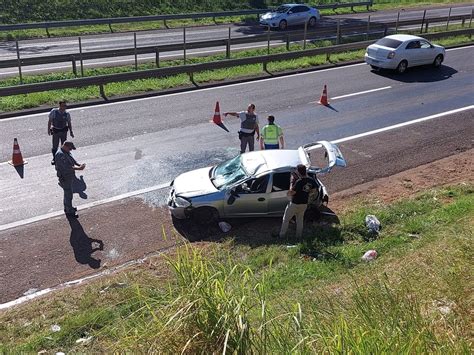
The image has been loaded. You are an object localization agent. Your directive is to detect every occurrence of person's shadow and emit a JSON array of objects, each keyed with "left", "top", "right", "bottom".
[
  {"left": 67, "top": 217, "right": 104, "bottom": 269},
  {"left": 72, "top": 175, "right": 88, "bottom": 199}
]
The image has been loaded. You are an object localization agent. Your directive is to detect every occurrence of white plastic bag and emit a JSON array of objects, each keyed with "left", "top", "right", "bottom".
[
  {"left": 218, "top": 221, "right": 231, "bottom": 233},
  {"left": 365, "top": 215, "right": 381, "bottom": 234},
  {"left": 361, "top": 249, "right": 378, "bottom": 262}
]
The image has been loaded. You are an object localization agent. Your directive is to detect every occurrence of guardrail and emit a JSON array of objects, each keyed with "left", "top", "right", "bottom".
[
  {"left": 0, "top": 28, "right": 471, "bottom": 98},
  {"left": 0, "top": 1, "right": 373, "bottom": 36},
  {"left": 1, "top": 13, "right": 471, "bottom": 75}
]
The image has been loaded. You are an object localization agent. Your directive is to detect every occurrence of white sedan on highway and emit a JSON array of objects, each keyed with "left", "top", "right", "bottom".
[{"left": 365, "top": 34, "right": 446, "bottom": 74}]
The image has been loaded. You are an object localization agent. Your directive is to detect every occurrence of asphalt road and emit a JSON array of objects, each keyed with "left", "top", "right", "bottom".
[
  {"left": 0, "top": 45, "right": 473, "bottom": 227},
  {"left": 0, "top": 3, "right": 472, "bottom": 77}
]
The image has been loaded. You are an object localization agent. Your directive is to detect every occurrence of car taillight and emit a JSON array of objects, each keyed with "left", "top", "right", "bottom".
[{"left": 387, "top": 51, "right": 395, "bottom": 59}]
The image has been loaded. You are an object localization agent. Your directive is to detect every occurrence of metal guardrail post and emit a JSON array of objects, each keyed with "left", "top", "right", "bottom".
[
  {"left": 108, "top": 21, "right": 113, "bottom": 33},
  {"left": 267, "top": 25, "right": 270, "bottom": 54},
  {"left": 226, "top": 26, "right": 231, "bottom": 59},
  {"left": 183, "top": 27, "right": 187, "bottom": 65},
  {"left": 336, "top": 19, "right": 341, "bottom": 44},
  {"left": 99, "top": 84, "right": 107, "bottom": 100},
  {"left": 420, "top": 10, "right": 426, "bottom": 34},
  {"left": 45, "top": 25, "right": 50, "bottom": 38},
  {"left": 303, "top": 19, "right": 308, "bottom": 50},
  {"left": 366, "top": 15, "right": 370, "bottom": 40},
  {"left": 470, "top": 9, "right": 473, "bottom": 28},
  {"left": 15, "top": 41, "right": 23, "bottom": 84},
  {"left": 446, "top": 7, "right": 452, "bottom": 31},
  {"left": 78, "top": 37, "right": 84, "bottom": 77},
  {"left": 72, "top": 57, "right": 77, "bottom": 76},
  {"left": 425, "top": 21, "right": 429, "bottom": 33},
  {"left": 164, "top": 19, "right": 169, "bottom": 29},
  {"left": 286, "top": 34, "right": 290, "bottom": 51},
  {"left": 134, "top": 33, "right": 138, "bottom": 70},
  {"left": 155, "top": 48, "right": 160, "bottom": 68},
  {"left": 395, "top": 12, "right": 400, "bottom": 33}
]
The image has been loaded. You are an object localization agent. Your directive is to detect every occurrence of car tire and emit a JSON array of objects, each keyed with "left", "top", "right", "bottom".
[
  {"left": 433, "top": 54, "right": 443, "bottom": 68},
  {"left": 191, "top": 207, "right": 218, "bottom": 225},
  {"left": 278, "top": 20, "right": 287, "bottom": 31},
  {"left": 308, "top": 17, "right": 317, "bottom": 27},
  {"left": 396, "top": 60, "right": 408, "bottom": 74}
]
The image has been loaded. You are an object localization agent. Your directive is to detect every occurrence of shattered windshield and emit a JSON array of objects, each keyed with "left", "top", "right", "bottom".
[{"left": 211, "top": 155, "right": 248, "bottom": 190}]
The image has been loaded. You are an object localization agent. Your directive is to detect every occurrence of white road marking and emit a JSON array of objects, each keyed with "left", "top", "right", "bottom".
[
  {"left": 1, "top": 45, "right": 471, "bottom": 122},
  {"left": 309, "top": 86, "right": 392, "bottom": 103},
  {"left": 1, "top": 105, "right": 472, "bottom": 231}
]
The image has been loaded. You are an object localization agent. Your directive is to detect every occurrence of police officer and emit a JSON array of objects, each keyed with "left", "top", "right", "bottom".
[
  {"left": 55, "top": 141, "right": 85, "bottom": 218},
  {"left": 224, "top": 103, "right": 260, "bottom": 154},
  {"left": 48, "top": 101, "right": 74, "bottom": 165},
  {"left": 260, "top": 115, "right": 284, "bottom": 150}
]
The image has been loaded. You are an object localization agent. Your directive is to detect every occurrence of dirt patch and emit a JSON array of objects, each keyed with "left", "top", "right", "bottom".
[{"left": 330, "top": 148, "right": 473, "bottom": 212}]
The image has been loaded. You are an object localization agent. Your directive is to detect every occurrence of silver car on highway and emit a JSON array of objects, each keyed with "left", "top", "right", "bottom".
[
  {"left": 259, "top": 4, "right": 321, "bottom": 30},
  {"left": 168, "top": 141, "right": 346, "bottom": 223},
  {"left": 365, "top": 34, "right": 446, "bottom": 74}
]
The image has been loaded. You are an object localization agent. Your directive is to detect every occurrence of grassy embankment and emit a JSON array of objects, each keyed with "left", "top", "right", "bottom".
[
  {"left": 0, "top": 184, "right": 472, "bottom": 352},
  {"left": 0, "top": 29, "right": 472, "bottom": 113},
  {"left": 0, "top": 0, "right": 470, "bottom": 40}
]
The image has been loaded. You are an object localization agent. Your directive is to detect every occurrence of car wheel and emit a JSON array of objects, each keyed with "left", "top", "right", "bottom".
[
  {"left": 191, "top": 207, "right": 218, "bottom": 225},
  {"left": 396, "top": 60, "right": 408, "bottom": 74},
  {"left": 278, "top": 20, "right": 287, "bottom": 31},
  {"left": 433, "top": 54, "right": 443, "bottom": 68},
  {"left": 308, "top": 17, "right": 317, "bottom": 27},
  {"left": 370, "top": 65, "right": 379, "bottom": 70}
]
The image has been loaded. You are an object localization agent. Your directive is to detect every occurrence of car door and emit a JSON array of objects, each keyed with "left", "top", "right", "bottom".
[
  {"left": 223, "top": 174, "right": 269, "bottom": 217},
  {"left": 404, "top": 40, "right": 421, "bottom": 66},
  {"left": 286, "top": 6, "right": 299, "bottom": 26},
  {"left": 419, "top": 40, "right": 435, "bottom": 65},
  {"left": 267, "top": 171, "right": 292, "bottom": 215},
  {"left": 298, "top": 141, "right": 347, "bottom": 173},
  {"left": 292, "top": 5, "right": 308, "bottom": 25}
]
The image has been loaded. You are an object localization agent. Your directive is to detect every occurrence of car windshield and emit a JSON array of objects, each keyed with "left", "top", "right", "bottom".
[
  {"left": 211, "top": 155, "right": 248, "bottom": 190},
  {"left": 275, "top": 5, "right": 290, "bottom": 13},
  {"left": 375, "top": 38, "right": 402, "bottom": 49}
]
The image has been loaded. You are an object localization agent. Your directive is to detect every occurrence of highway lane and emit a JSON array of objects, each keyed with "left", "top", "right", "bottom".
[
  {"left": 0, "top": 46, "right": 472, "bottom": 226},
  {"left": 0, "top": 111, "right": 472, "bottom": 304},
  {"left": 0, "top": 4, "right": 471, "bottom": 61}
]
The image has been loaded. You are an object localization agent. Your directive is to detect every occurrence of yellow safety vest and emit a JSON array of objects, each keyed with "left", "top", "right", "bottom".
[{"left": 262, "top": 124, "right": 282, "bottom": 144}]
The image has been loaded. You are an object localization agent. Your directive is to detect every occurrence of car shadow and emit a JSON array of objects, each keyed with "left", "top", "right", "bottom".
[
  {"left": 372, "top": 65, "right": 458, "bottom": 83},
  {"left": 172, "top": 205, "right": 341, "bottom": 248}
]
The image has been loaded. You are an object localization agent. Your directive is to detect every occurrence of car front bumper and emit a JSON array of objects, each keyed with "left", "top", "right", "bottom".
[
  {"left": 259, "top": 18, "right": 279, "bottom": 28},
  {"left": 167, "top": 189, "right": 190, "bottom": 219},
  {"left": 364, "top": 54, "right": 398, "bottom": 69}
]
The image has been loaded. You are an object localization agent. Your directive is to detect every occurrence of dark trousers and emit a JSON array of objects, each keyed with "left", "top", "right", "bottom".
[
  {"left": 59, "top": 175, "right": 75, "bottom": 213},
  {"left": 52, "top": 131, "right": 68, "bottom": 159},
  {"left": 240, "top": 135, "right": 255, "bottom": 153}
]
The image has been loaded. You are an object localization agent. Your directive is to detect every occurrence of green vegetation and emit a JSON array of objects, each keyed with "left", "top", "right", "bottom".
[
  {"left": 1, "top": 32, "right": 472, "bottom": 113},
  {"left": 0, "top": 0, "right": 470, "bottom": 40},
  {"left": 0, "top": 185, "right": 472, "bottom": 352}
]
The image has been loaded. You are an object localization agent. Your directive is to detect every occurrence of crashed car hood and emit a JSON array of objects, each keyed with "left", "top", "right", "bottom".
[{"left": 172, "top": 167, "right": 218, "bottom": 198}]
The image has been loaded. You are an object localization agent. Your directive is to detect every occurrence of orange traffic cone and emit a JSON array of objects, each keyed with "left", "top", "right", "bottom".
[
  {"left": 210, "top": 101, "right": 229, "bottom": 132},
  {"left": 8, "top": 138, "right": 27, "bottom": 167},
  {"left": 318, "top": 85, "right": 329, "bottom": 106}
]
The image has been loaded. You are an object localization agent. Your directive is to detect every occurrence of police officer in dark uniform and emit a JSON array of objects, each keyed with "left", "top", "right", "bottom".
[
  {"left": 55, "top": 141, "right": 85, "bottom": 218},
  {"left": 48, "top": 101, "right": 74, "bottom": 165}
]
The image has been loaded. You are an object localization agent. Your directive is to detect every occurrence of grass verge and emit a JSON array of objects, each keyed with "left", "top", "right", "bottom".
[
  {"left": 0, "top": 32, "right": 472, "bottom": 113},
  {"left": 0, "top": 184, "right": 472, "bottom": 352}
]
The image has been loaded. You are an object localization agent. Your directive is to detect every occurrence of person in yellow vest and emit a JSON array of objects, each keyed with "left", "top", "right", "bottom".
[{"left": 260, "top": 115, "right": 284, "bottom": 150}]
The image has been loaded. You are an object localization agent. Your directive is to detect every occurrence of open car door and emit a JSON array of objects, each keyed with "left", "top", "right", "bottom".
[{"left": 298, "top": 141, "right": 346, "bottom": 174}]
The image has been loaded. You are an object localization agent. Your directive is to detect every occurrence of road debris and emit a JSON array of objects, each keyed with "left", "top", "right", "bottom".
[
  {"left": 361, "top": 250, "right": 378, "bottom": 262},
  {"left": 218, "top": 221, "right": 232, "bottom": 233},
  {"left": 51, "top": 324, "right": 61, "bottom": 332},
  {"left": 365, "top": 215, "right": 381, "bottom": 235}
]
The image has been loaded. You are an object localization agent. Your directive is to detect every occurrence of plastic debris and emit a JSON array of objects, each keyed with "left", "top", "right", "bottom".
[
  {"left": 51, "top": 324, "right": 61, "bottom": 332},
  {"left": 76, "top": 336, "right": 93, "bottom": 345},
  {"left": 361, "top": 250, "right": 378, "bottom": 262},
  {"left": 218, "top": 221, "right": 232, "bottom": 233},
  {"left": 365, "top": 215, "right": 381, "bottom": 234}
]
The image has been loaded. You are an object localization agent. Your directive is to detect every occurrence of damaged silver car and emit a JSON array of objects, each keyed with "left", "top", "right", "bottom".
[{"left": 168, "top": 141, "right": 346, "bottom": 223}]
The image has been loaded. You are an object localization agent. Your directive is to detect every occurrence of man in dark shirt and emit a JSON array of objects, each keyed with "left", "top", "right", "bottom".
[
  {"left": 55, "top": 141, "right": 85, "bottom": 218},
  {"left": 279, "top": 164, "right": 318, "bottom": 238}
]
